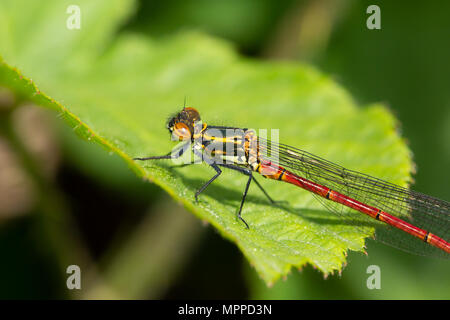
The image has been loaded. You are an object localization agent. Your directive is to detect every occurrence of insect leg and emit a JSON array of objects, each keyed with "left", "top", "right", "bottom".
[
  {"left": 133, "top": 142, "right": 190, "bottom": 161},
  {"left": 194, "top": 163, "right": 222, "bottom": 202},
  {"left": 217, "top": 163, "right": 254, "bottom": 229},
  {"left": 251, "top": 177, "right": 277, "bottom": 204},
  {"left": 219, "top": 163, "right": 280, "bottom": 205}
]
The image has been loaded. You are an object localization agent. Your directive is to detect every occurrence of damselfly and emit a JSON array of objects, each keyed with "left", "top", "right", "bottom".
[{"left": 134, "top": 107, "right": 450, "bottom": 258}]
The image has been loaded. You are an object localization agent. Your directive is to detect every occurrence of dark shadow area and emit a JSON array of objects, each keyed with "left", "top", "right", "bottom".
[
  {"left": 56, "top": 163, "right": 160, "bottom": 259},
  {"left": 164, "top": 227, "right": 249, "bottom": 299},
  {"left": 0, "top": 216, "right": 65, "bottom": 299}
]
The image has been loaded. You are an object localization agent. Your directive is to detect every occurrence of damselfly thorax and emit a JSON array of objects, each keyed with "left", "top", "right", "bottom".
[{"left": 194, "top": 125, "right": 263, "bottom": 170}]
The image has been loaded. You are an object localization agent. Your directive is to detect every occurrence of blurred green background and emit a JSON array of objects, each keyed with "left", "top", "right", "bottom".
[{"left": 0, "top": 0, "right": 449, "bottom": 299}]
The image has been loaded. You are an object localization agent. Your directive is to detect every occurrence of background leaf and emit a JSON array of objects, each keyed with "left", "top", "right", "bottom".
[{"left": 0, "top": 0, "right": 413, "bottom": 285}]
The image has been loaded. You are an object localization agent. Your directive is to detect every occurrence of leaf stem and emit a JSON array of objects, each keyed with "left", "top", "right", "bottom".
[
  {"left": 82, "top": 197, "right": 204, "bottom": 299},
  {"left": 0, "top": 101, "right": 92, "bottom": 294}
]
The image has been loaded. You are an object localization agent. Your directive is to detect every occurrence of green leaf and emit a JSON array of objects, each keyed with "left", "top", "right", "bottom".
[{"left": 0, "top": 0, "right": 413, "bottom": 285}]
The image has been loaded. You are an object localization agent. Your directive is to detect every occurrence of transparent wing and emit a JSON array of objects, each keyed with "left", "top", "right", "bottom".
[{"left": 258, "top": 138, "right": 450, "bottom": 258}]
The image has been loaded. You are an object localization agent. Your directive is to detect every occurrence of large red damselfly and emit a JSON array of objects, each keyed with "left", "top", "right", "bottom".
[{"left": 134, "top": 107, "right": 450, "bottom": 258}]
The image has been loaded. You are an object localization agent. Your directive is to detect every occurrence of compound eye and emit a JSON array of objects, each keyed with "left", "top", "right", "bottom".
[
  {"left": 173, "top": 122, "right": 191, "bottom": 141},
  {"left": 184, "top": 107, "right": 201, "bottom": 122}
]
